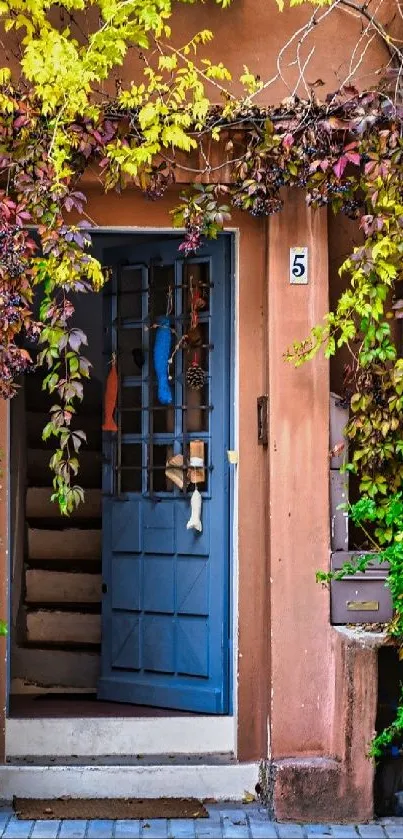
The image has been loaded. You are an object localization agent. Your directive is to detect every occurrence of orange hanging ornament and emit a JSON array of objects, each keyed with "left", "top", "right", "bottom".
[{"left": 102, "top": 353, "right": 118, "bottom": 432}]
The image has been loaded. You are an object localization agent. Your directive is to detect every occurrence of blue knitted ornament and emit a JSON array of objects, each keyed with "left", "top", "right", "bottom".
[{"left": 153, "top": 316, "right": 173, "bottom": 406}]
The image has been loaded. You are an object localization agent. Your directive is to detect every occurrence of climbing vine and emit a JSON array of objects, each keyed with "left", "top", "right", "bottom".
[{"left": 0, "top": 0, "right": 403, "bottom": 758}]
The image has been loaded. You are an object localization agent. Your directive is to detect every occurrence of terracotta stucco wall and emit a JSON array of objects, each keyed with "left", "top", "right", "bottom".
[{"left": 0, "top": 0, "right": 395, "bottom": 103}]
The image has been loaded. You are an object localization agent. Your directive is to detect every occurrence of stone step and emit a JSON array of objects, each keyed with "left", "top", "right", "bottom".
[
  {"left": 0, "top": 762, "right": 258, "bottom": 800},
  {"left": 25, "top": 570, "right": 101, "bottom": 605},
  {"left": 28, "top": 528, "right": 101, "bottom": 562},
  {"left": 27, "top": 449, "right": 101, "bottom": 488},
  {"left": 26, "top": 610, "right": 101, "bottom": 646},
  {"left": 11, "top": 647, "right": 100, "bottom": 689},
  {"left": 26, "top": 488, "right": 102, "bottom": 520}
]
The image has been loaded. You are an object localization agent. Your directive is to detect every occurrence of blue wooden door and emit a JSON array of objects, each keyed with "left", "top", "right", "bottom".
[{"left": 98, "top": 236, "right": 231, "bottom": 713}]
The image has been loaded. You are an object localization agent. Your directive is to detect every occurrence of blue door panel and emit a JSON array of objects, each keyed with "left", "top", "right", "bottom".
[
  {"left": 111, "top": 614, "right": 140, "bottom": 669},
  {"left": 143, "top": 616, "right": 175, "bottom": 673},
  {"left": 143, "top": 502, "right": 175, "bottom": 554},
  {"left": 175, "top": 505, "right": 210, "bottom": 556},
  {"left": 111, "top": 503, "right": 141, "bottom": 553},
  {"left": 143, "top": 557, "right": 175, "bottom": 613},
  {"left": 176, "top": 618, "right": 209, "bottom": 677},
  {"left": 176, "top": 559, "right": 209, "bottom": 616},
  {"left": 98, "top": 236, "right": 231, "bottom": 714},
  {"left": 111, "top": 556, "right": 141, "bottom": 611}
]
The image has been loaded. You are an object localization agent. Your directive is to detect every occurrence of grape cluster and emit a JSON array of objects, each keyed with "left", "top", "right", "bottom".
[
  {"left": 306, "top": 186, "right": 330, "bottom": 208},
  {"left": 0, "top": 346, "right": 34, "bottom": 397},
  {"left": 144, "top": 180, "right": 167, "bottom": 201},
  {"left": 310, "top": 177, "right": 362, "bottom": 217},
  {"left": 0, "top": 221, "right": 38, "bottom": 396},
  {"left": 340, "top": 198, "right": 362, "bottom": 219},
  {"left": 251, "top": 195, "right": 284, "bottom": 217},
  {"left": 0, "top": 225, "right": 25, "bottom": 279},
  {"left": 266, "top": 162, "right": 286, "bottom": 189},
  {"left": 143, "top": 169, "right": 172, "bottom": 201},
  {"left": 232, "top": 188, "right": 283, "bottom": 217},
  {"left": 0, "top": 287, "right": 22, "bottom": 326}
]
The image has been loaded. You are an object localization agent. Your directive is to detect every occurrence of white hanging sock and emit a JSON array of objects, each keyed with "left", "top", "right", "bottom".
[{"left": 186, "top": 487, "right": 202, "bottom": 532}]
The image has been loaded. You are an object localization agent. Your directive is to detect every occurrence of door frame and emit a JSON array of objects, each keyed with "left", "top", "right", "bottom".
[{"left": 98, "top": 232, "right": 235, "bottom": 714}]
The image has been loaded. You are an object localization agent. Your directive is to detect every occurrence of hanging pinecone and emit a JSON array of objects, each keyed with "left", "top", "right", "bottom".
[{"left": 186, "top": 361, "right": 205, "bottom": 390}]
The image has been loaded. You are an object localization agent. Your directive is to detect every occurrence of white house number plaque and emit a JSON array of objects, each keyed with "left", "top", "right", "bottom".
[{"left": 289, "top": 247, "right": 308, "bottom": 285}]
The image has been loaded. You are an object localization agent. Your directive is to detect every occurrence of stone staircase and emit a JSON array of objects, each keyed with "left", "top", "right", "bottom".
[{"left": 11, "top": 372, "right": 103, "bottom": 695}]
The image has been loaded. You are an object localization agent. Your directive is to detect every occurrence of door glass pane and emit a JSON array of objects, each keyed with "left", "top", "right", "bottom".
[
  {"left": 149, "top": 265, "right": 175, "bottom": 321},
  {"left": 183, "top": 262, "right": 210, "bottom": 315},
  {"left": 185, "top": 385, "right": 209, "bottom": 433},
  {"left": 186, "top": 441, "right": 208, "bottom": 493},
  {"left": 184, "top": 321, "right": 209, "bottom": 433},
  {"left": 149, "top": 444, "right": 177, "bottom": 493},
  {"left": 118, "top": 328, "right": 144, "bottom": 377},
  {"left": 120, "top": 267, "right": 143, "bottom": 320},
  {"left": 120, "top": 387, "right": 142, "bottom": 435},
  {"left": 150, "top": 384, "right": 175, "bottom": 434},
  {"left": 120, "top": 444, "right": 142, "bottom": 493}
]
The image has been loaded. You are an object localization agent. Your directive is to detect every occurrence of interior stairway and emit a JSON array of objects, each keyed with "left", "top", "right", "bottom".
[{"left": 12, "top": 371, "right": 103, "bottom": 696}]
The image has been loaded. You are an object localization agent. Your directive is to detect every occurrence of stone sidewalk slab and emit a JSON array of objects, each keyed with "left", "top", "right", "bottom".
[{"left": 0, "top": 803, "right": 402, "bottom": 838}]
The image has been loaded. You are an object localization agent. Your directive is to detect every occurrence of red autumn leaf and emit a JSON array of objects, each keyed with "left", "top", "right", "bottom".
[
  {"left": 344, "top": 141, "right": 359, "bottom": 152},
  {"left": 282, "top": 133, "right": 294, "bottom": 148},
  {"left": 365, "top": 160, "right": 377, "bottom": 175},
  {"left": 333, "top": 156, "right": 348, "bottom": 179},
  {"left": 345, "top": 151, "right": 361, "bottom": 166},
  {"left": 329, "top": 441, "right": 345, "bottom": 459},
  {"left": 13, "top": 115, "right": 29, "bottom": 129}
]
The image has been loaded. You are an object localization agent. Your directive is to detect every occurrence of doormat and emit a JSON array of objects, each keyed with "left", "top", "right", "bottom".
[{"left": 14, "top": 798, "right": 208, "bottom": 821}]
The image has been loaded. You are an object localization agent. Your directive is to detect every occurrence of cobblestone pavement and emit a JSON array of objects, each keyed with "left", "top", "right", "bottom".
[{"left": 0, "top": 805, "right": 403, "bottom": 839}]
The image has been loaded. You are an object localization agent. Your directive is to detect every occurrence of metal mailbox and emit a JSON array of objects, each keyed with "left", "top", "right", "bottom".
[{"left": 330, "top": 551, "right": 393, "bottom": 625}]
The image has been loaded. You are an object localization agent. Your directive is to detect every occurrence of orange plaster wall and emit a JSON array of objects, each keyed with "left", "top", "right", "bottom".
[
  {"left": 0, "top": 0, "right": 395, "bottom": 103},
  {"left": 156, "top": 0, "right": 392, "bottom": 101},
  {"left": 267, "top": 191, "right": 332, "bottom": 757}
]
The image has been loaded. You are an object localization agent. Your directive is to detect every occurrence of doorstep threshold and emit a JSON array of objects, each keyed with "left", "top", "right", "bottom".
[{"left": 6, "top": 715, "right": 235, "bottom": 757}]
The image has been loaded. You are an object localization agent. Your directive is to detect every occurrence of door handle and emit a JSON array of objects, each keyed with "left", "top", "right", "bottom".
[
  {"left": 257, "top": 395, "right": 268, "bottom": 446},
  {"left": 102, "top": 583, "right": 108, "bottom": 594}
]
